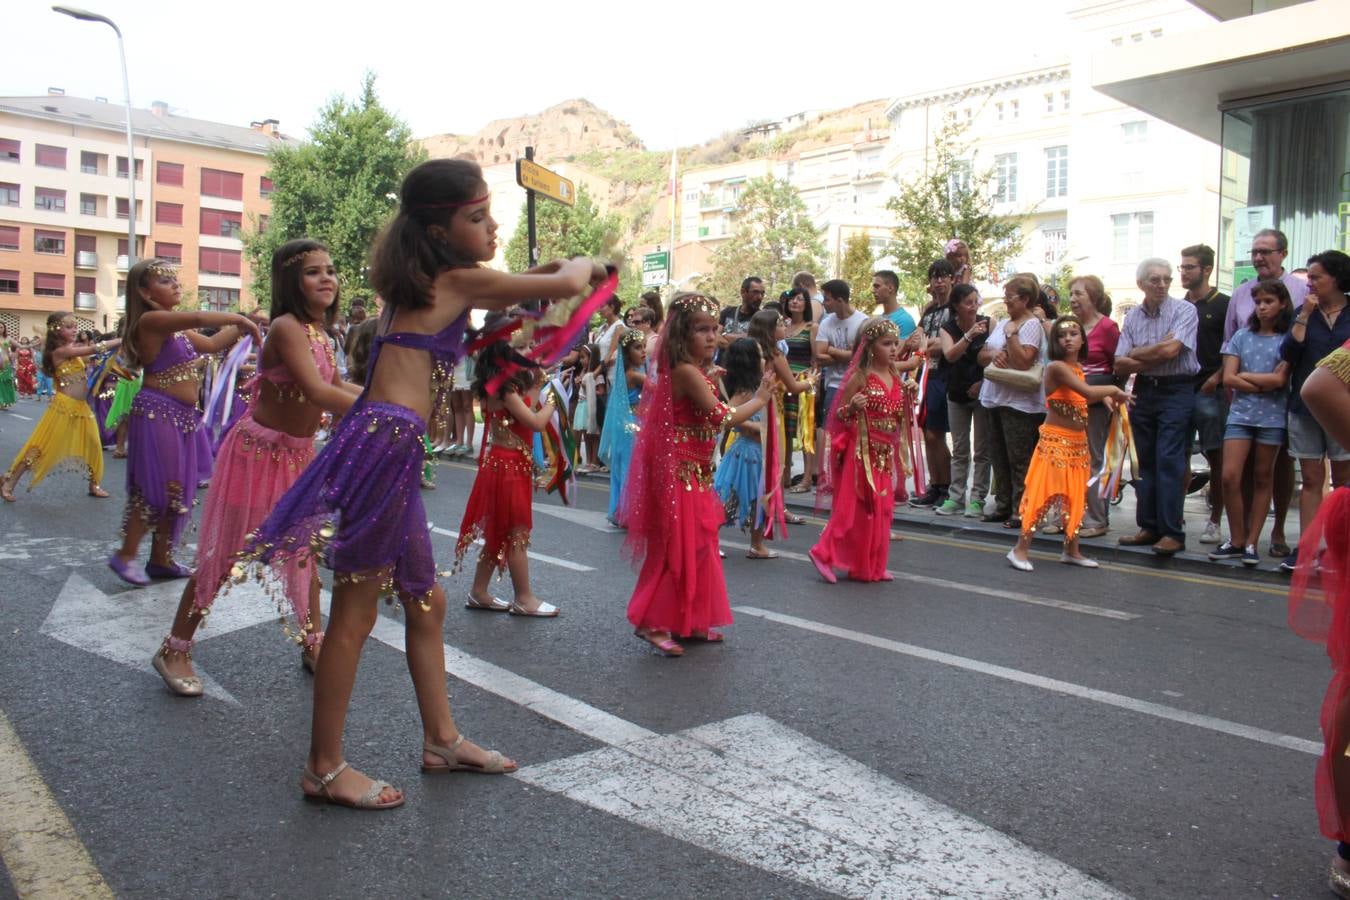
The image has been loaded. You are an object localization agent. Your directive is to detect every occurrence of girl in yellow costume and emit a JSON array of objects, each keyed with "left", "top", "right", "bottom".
[
  {"left": 1005, "top": 316, "right": 1131, "bottom": 572},
  {"left": 1, "top": 312, "right": 121, "bottom": 501}
]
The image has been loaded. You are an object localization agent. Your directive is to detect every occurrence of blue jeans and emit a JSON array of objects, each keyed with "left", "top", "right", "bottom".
[{"left": 1131, "top": 379, "right": 1196, "bottom": 541}]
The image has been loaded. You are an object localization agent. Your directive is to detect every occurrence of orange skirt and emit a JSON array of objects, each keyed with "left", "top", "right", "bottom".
[{"left": 1018, "top": 423, "right": 1089, "bottom": 538}]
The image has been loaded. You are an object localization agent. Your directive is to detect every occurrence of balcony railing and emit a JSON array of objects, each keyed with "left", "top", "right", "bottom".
[
  {"left": 116, "top": 255, "right": 129, "bottom": 271},
  {"left": 75, "top": 251, "right": 98, "bottom": 268},
  {"left": 115, "top": 295, "right": 126, "bottom": 311},
  {"left": 74, "top": 292, "right": 98, "bottom": 311}
]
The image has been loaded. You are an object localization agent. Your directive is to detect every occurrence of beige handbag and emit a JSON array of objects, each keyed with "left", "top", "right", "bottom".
[{"left": 983, "top": 324, "right": 1045, "bottom": 392}]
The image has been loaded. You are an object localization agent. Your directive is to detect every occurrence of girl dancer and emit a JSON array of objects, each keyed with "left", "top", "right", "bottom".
[
  {"left": 1208, "top": 280, "right": 1292, "bottom": 566},
  {"left": 1006, "top": 316, "right": 1131, "bottom": 572},
  {"left": 103, "top": 354, "right": 141, "bottom": 459},
  {"left": 747, "top": 308, "right": 811, "bottom": 524},
  {"left": 625, "top": 293, "right": 774, "bottom": 656},
  {"left": 0, "top": 333, "right": 14, "bottom": 410},
  {"left": 714, "top": 338, "right": 774, "bottom": 558},
  {"left": 1, "top": 313, "right": 119, "bottom": 501},
  {"left": 598, "top": 329, "right": 646, "bottom": 526},
  {"left": 240, "top": 158, "right": 603, "bottom": 809},
  {"left": 14, "top": 336, "right": 37, "bottom": 398},
  {"left": 456, "top": 343, "right": 558, "bottom": 616},
  {"left": 107, "top": 259, "right": 259, "bottom": 587},
  {"left": 808, "top": 318, "right": 906, "bottom": 583},
  {"left": 150, "top": 240, "right": 359, "bottom": 696}
]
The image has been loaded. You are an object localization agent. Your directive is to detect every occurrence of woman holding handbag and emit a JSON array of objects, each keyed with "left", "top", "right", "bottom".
[{"left": 977, "top": 275, "right": 1046, "bottom": 527}]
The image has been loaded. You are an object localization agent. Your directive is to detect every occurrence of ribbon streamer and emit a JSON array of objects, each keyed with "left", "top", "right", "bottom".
[
  {"left": 202, "top": 336, "right": 254, "bottom": 444},
  {"left": 760, "top": 390, "right": 788, "bottom": 539}
]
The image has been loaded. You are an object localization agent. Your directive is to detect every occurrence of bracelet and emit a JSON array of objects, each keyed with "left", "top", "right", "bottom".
[{"left": 1295, "top": 317, "right": 1309, "bottom": 326}]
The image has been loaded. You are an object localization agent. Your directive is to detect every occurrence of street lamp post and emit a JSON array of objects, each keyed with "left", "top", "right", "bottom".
[{"left": 52, "top": 6, "right": 138, "bottom": 271}]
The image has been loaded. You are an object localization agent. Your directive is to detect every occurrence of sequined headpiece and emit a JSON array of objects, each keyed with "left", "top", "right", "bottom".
[
  {"left": 619, "top": 328, "right": 647, "bottom": 350},
  {"left": 669, "top": 293, "right": 720, "bottom": 318},
  {"left": 148, "top": 264, "right": 178, "bottom": 279},
  {"left": 280, "top": 250, "right": 321, "bottom": 270},
  {"left": 860, "top": 319, "right": 900, "bottom": 342}
]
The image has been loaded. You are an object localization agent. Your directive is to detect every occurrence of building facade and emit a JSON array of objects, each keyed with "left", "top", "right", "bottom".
[{"left": 0, "top": 92, "right": 290, "bottom": 339}]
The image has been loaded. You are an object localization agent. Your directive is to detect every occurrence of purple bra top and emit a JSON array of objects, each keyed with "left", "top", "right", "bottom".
[
  {"left": 364, "top": 311, "right": 470, "bottom": 390},
  {"left": 144, "top": 333, "right": 198, "bottom": 374}
]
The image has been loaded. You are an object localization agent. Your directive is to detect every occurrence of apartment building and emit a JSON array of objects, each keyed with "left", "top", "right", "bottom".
[{"left": 0, "top": 92, "right": 292, "bottom": 338}]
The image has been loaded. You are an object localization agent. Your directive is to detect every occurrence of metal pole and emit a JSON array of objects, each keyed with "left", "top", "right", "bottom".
[{"left": 525, "top": 146, "right": 537, "bottom": 269}]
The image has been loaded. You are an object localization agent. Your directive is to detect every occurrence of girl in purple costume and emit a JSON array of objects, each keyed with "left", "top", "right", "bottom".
[
  {"left": 240, "top": 158, "right": 606, "bottom": 810},
  {"left": 107, "top": 259, "right": 260, "bottom": 587}
]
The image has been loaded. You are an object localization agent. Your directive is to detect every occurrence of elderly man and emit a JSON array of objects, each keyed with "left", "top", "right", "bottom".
[{"left": 1115, "top": 258, "right": 1200, "bottom": 555}]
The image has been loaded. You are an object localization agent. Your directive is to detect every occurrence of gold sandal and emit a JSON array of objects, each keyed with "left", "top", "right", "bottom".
[
  {"left": 421, "top": 735, "right": 517, "bottom": 774},
  {"left": 302, "top": 762, "right": 404, "bottom": 810}
]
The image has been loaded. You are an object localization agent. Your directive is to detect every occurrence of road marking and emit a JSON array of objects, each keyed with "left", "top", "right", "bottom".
[
  {"left": 531, "top": 503, "right": 621, "bottom": 532},
  {"left": 736, "top": 605, "right": 1321, "bottom": 756},
  {"left": 4, "top": 412, "right": 32, "bottom": 420},
  {"left": 719, "top": 539, "right": 1137, "bottom": 620},
  {"left": 428, "top": 525, "right": 596, "bottom": 572},
  {"left": 0, "top": 709, "right": 114, "bottom": 898},
  {"left": 365, "top": 621, "right": 1120, "bottom": 897}
]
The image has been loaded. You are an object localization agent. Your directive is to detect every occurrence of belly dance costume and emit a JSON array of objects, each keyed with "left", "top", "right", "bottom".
[
  {"left": 15, "top": 347, "right": 36, "bottom": 397},
  {"left": 240, "top": 313, "right": 468, "bottom": 609},
  {"left": 5, "top": 356, "right": 104, "bottom": 490},
  {"left": 455, "top": 404, "right": 535, "bottom": 573},
  {"left": 191, "top": 324, "right": 336, "bottom": 642},
  {"left": 1018, "top": 369, "right": 1091, "bottom": 538},
  {"left": 714, "top": 408, "right": 764, "bottom": 530},
  {"left": 124, "top": 334, "right": 208, "bottom": 547},
  {"left": 599, "top": 372, "right": 641, "bottom": 524},
  {"left": 0, "top": 347, "right": 16, "bottom": 409}
]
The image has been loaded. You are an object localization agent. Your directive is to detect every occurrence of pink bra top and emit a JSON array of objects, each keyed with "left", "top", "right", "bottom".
[{"left": 252, "top": 324, "right": 337, "bottom": 403}]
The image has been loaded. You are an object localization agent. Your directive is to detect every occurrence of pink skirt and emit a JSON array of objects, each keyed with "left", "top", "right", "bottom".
[
  {"left": 626, "top": 481, "right": 732, "bottom": 637},
  {"left": 192, "top": 414, "right": 316, "bottom": 632}
]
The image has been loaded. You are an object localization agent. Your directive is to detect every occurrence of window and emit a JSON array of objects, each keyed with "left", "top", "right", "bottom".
[
  {"left": 80, "top": 151, "right": 102, "bottom": 175},
  {"left": 1111, "top": 211, "right": 1154, "bottom": 262},
  {"left": 35, "top": 144, "right": 66, "bottom": 169},
  {"left": 1045, "top": 92, "right": 1056, "bottom": 114},
  {"left": 1150, "top": 28, "right": 1162, "bottom": 38},
  {"left": 155, "top": 202, "right": 183, "bottom": 225},
  {"left": 947, "top": 159, "right": 972, "bottom": 203},
  {"left": 259, "top": 176, "right": 274, "bottom": 197},
  {"left": 75, "top": 276, "right": 96, "bottom": 296},
  {"left": 1131, "top": 32, "right": 1143, "bottom": 43},
  {"left": 200, "top": 167, "right": 244, "bottom": 200},
  {"left": 1043, "top": 227, "right": 1068, "bottom": 264},
  {"left": 34, "top": 273, "right": 65, "bottom": 297},
  {"left": 200, "top": 208, "right": 243, "bottom": 239},
  {"left": 199, "top": 247, "right": 242, "bottom": 276},
  {"left": 0, "top": 182, "right": 16, "bottom": 207},
  {"left": 0, "top": 139, "right": 18, "bottom": 163},
  {"left": 0, "top": 270, "right": 16, "bottom": 293},
  {"left": 76, "top": 235, "right": 96, "bottom": 253},
  {"left": 994, "top": 153, "right": 1018, "bottom": 203},
  {"left": 995, "top": 102, "right": 1004, "bottom": 122},
  {"left": 0, "top": 226, "right": 17, "bottom": 251},
  {"left": 155, "top": 242, "right": 182, "bottom": 264},
  {"left": 115, "top": 198, "right": 141, "bottom": 220},
  {"left": 35, "top": 188, "right": 66, "bottom": 212},
  {"left": 1044, "top": 146, "right": 1069, "bottom": 198},
  {"left": 258, "top": 214, "right": 269, "bottom": 233},
  {"left": 156, "top": 161, "right": 184, "bottom": 186},
  {"left": 115, "top": 157, "right": 143, "bottom": 179},
  {"left": 1010, "top": 99, "right": 1020, "bottom": 119},
  {"left": 1111, "top": 36, "right": 1123, "bottom": 47},
  {"left": 1061, "top": 91, "right": 1071, "bottom": 112},
  {"left": 35, "top": 229, "right": 66, "bottom": 255},
  {"left": 201, "top": 286, "right": 240, "bottom": 311},
  {"left": 1122, "top": 121, "right": 1149, "bottom": 144},
  {"left": 117, "top": 238, "right": 143, "bottom": 259},
  {"left": 80, "top": 193, "right": 98, "bottom": 215}
]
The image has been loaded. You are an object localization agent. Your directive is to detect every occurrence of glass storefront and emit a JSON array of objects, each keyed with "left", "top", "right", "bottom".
[{"left": 1219, "top": 85, "right": 1350, "bottom": 291}]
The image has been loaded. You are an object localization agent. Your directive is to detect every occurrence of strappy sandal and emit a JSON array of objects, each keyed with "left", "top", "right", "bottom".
[
  {"left": 87, "top": 484, "right": 110, "bottom": 498},
  {"left": 465, "top": 593, "right": 511, "bottom": 612},
  {"left": 787, "top": 483, "right": 810, "bottom": 494},
  {"left": 421, "top": 735, "right": 517, "bottom": 774},
  {"left": 634, "top": 628, "right": 684, "bottom": 657},
  {"left": 745, "top": 550, "right": 779, "bottom": 560},
  {"left": 685, "top": 630, "right": 724, "bottom": 643},
  {"left": 302, "top": 762, "right": 404, "bottom": 810},
  {"left": 151, "top": 637, "right": 203, "bottom": 697},
  {"left": 783, "top": 512, "right": 806, "bottom": 525}
]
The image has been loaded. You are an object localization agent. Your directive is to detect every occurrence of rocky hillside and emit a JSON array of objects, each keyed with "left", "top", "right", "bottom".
[{"left": 417, "top": 98, "right": 644, "bottom": 167}]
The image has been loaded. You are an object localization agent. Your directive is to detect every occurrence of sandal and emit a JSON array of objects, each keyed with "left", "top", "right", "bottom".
[
  {"left": 787, "top": 483, "right": 810, "bottom": 494},
  {"left": 783, "top": 512, "right": 805, "bottom": 525},
  {"left": 151, "top": 636, "right": 203, "bottom": 697},
  {"left": 465, "top": 592, "right": 511, "bottom": 612},
  {"left": 685, "top": 630, "right": 725, "bottom": 643},
  {"left": 745, "top": 550, "right": 779, "bottom": 560},
  {"left": 88, "top": 484, "right": 110, "bottom": 498},
  {"left": 302, "top": 762, "right": 404, "bottom": 810},
  {"left": 421, "top": 734, "right": 517, "bottom": 774},
  {"left": 634, "top": 628, "right": 684, "bottom": 657},
  {"left": 112, "top": 449, "right": 128, "bottom": 459}
]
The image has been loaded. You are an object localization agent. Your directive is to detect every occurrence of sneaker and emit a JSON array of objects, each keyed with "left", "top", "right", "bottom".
[
  {"left": 1280, "top": 550, "right": 1298, "bottom": 573},
  {"left": 909, "top": 488, "right": 939, "bottom": 508},
  {"left": 934, "top": 499, "right": 962, "bottom": 516},
  {"left": 1241, "top": 545, "right": 1260, "bottom": 567},
  {"left": 1199, "top": 521, "right": 1222, "bottom": 545},
  {"left": 965, "top": 501, "right": 984, "bottom": 518},
  {"left": 1207, "top": 541, "right": 1244, "bottom": 561}
]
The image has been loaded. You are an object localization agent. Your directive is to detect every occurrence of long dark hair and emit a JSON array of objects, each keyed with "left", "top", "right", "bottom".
[
  {"left": 40, "top": 311, "right": 67, "bottom": 377},
  {"left": 781, "top": 287, "right": 813, "bottom": 323},
  {"left": 746, "top": 308, "right": 781, "bottom": 361},
  {"left": 271, "top": 238, "right": 338, "bottom": 327},
  {"left": 1248, "top": 279, "right": 1294, "bottom": 334},
  {"left": 344, "top": 318, "right": 379, "bottom": 385},
  {"left": 472, "top": 340, "right": 535, "bottom": 399},
  {"left": 369, "top": 158, "right": 486, "bottom": 311},
  {"left": 1048, "top": 315, "right": 1085, "bottom": 364},
  {"left": 722, "top": 337, "right": 763, "bottom": 398}
]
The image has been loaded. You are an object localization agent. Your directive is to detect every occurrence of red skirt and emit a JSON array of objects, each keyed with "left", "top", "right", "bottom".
[
  {"left": 455, "top": 446, "right": 534, "bottom": 572},
  {"left": 626, "top": 482, "right": 732, "bottom": 637},
  {"left": 812, "top": 432, "right": 895, "bottom": 582}
]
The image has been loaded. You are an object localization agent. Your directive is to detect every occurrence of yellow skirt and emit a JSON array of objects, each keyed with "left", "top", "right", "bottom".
[
  {"left": 1018, "top": 423, "right": 1089, "bottom": 538},
  {"left": 7, "top": 393, "right": 104, "bottom": 489}
]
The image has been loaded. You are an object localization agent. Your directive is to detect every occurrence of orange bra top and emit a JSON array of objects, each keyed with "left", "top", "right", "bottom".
[{"left": 1046, "top": 366, "right": 1088, "bottom": 418}]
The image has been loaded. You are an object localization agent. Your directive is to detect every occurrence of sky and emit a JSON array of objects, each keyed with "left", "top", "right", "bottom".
[{"left": 10, "top": 0, "right": 1073, "bottom": 150}]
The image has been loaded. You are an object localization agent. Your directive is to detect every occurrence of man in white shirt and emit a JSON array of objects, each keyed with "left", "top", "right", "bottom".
[{"left": 813, "top": 279, "right": 868, "bottom": 482}]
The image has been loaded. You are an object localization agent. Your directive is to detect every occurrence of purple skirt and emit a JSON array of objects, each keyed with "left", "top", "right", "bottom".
[
  {"left": 239, "top": 401, "right": 435, "bottom": 605},
  {"left": 124, "top": 387, "right": 203, "bottom": 548},
  {"left": 89, "top": 389, "right": 116, "bottom": 448}
]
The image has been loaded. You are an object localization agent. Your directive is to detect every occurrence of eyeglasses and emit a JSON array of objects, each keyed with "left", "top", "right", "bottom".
[
  {"left": 1177, "top": 264, "right": 1202, "bottom": 272},
  {"left": 1250, "top": 248, "right": 1280, "bottom": 257},
  {"left": 1144, "top": 276, "right": 1172, "bottom": 286}
]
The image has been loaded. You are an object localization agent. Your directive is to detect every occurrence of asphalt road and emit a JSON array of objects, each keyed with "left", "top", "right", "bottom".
[{"left": 0, "top": 398, "right": 1336, "bottom": 899}]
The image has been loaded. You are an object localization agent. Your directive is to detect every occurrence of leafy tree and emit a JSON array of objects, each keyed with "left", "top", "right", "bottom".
[
  {"left": 838, "top": 232, "right": 876, "bottom": 312},
  {"left": 706, "top": 176, "right": 825, "bottom": 302},
  {"left": 242, "top": 73, "right": 424, "bottom": 312},
  {"left": 884, "top": 117, "right": 1025, "bottom": 303}
]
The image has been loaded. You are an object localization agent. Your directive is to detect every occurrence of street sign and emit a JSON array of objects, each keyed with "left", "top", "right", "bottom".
[
  {"left": 516, "top": 158, "right": 575, "bottom": 207},
  {"left": 642, "top": 251, "right": 669, "bottom": 287}
]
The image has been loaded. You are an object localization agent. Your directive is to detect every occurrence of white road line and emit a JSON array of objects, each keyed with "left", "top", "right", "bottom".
[
  {"left": 428, "top": 525, "right": 596, "bottom": 572},
  {"left": 532, "top": 503, "right": 622, "bottom": 533},
  {"left": 735, "top": 605, "right": 1321, "bottom": 756},
  {"left": 5, "top": 412, "right": 32, "bottom": 420},
  {"left": 719, "top": 539, "right": 1138, "bottom": 620}
]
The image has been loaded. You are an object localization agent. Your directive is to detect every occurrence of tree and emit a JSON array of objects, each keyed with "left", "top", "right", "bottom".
[
  {"left": 503, "top": 184, "right": 640, "bottom": 304},
  {"left": 242, "top": 73, "right": 424, "bottom": 311},
  {"left": 706, "top": 177, "right": 825, "bottom": 303},
  {"left": 884, "top": 117, "right": 1025, "bottom": 304},
  {"left": 838, "top": 232, "right": 876, "bottom": 312}
]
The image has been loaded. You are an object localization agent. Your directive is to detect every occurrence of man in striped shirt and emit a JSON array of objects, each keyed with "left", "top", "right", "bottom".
[{"left": 1115, "top": 257, "right": 1200, "bottom": 556}]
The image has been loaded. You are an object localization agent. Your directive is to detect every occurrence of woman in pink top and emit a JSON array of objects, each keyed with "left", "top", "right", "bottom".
[{"left": 1070, "top": 276, "right": 1119, "bottom": 538}]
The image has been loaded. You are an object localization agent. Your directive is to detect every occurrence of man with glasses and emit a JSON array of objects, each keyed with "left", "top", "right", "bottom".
[
  {"left": 718, "top": 276, "right": 765, "bottom": 349},
  {"left": 1179, "top": 244, "right": 1230, "bottom": 546},
  {"left": 1115, "top": 258, "right": 1200, "bottom": 556}
]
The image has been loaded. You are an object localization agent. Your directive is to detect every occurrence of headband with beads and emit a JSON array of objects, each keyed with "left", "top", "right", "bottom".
[
  {"left": 619, "top": 328, "right": 647, "bottom": 350},
  {"left": 148, "top": 264, "right": 178, "bottom": 279},
  {"left": 860, "top": 319, "right": 901, "bottom": 342},
  {"left": 669, "top": 293, "right": 720, "bottom": 318},
  {"left": 280, "top": 250, "right": 324, "bottom": 270}
]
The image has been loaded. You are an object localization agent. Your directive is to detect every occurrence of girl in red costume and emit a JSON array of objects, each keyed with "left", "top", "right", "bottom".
[
  {"left": 809, "top": 317, "right": 907, "bottom": 584},
  {"left": 623, "top": 293, "right": 774, "bottom": 656}
]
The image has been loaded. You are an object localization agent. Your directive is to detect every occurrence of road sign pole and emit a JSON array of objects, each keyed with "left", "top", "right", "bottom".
[{"left": 525, "top": 146, "right": 538, "bottom": 269}]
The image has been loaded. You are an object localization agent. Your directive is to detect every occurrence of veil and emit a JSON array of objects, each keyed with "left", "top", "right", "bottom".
[{"left": 620, "top": 322, "right": 678, "bottom": 567}]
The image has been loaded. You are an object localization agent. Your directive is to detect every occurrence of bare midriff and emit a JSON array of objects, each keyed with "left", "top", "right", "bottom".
[{"left": 143, "top": 357, "right": 206, "bottom": 406}]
